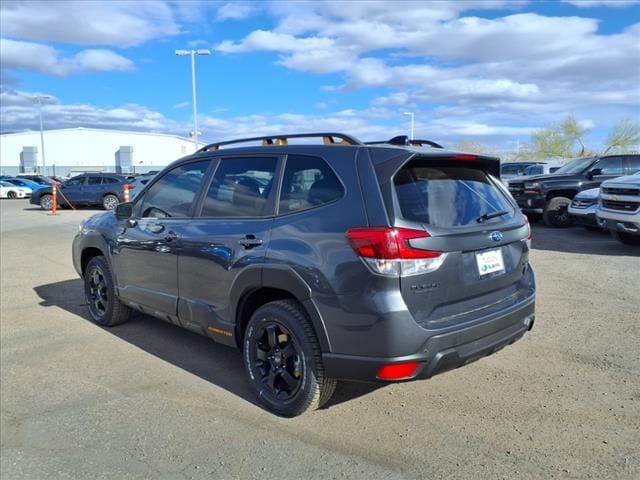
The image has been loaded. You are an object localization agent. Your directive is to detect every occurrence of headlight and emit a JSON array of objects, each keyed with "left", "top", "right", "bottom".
[{"left": 524, "top": 182, "right": 540, "bottom": 189}]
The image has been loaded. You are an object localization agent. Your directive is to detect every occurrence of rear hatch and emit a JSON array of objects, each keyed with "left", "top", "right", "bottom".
[{"left": 383, "top": 155, "right": 533, "bottom": 329}]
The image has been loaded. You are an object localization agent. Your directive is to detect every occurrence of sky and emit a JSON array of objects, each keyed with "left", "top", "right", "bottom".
[{"left": 1, "top": 0, "right": 639, "bottom": 155}]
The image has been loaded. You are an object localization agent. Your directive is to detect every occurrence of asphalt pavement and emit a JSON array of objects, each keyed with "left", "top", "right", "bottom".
[{"left": 1, "top": 199, "right": 639, "bottom": 479}]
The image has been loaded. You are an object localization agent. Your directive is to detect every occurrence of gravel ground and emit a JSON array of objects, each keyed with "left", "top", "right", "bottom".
[{"left": 1, "top": 199, "right": 639, "bottom": 480}]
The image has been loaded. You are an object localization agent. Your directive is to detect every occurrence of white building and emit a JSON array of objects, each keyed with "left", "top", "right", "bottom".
[{"left": 0, "top": 127, "right": 203, "bottom": 177}]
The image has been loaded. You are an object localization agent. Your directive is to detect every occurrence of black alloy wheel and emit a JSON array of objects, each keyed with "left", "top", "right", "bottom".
[
  {"left": 243, "top": 300, "right": 336, "bottom": 416},
  {"left": 543, "top": 197, "right": 574, "bottom": 228},
  {"left": 7, "top": 191, "right": 17, "bottom": 199},
  {"left": 83, "top": 256, "right": 131, "bottom": 326}
]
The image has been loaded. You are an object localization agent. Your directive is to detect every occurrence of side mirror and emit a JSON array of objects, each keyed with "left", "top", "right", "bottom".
[
  {"left": 588, "top": 168, "right": 602, "bottom": 179},
  {"left": 115, "top": 202, "right": 133, "bottom": 221}
]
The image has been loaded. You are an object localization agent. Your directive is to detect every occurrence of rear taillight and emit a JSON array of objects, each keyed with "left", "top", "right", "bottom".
[
  {"left": 346, "top": 227, "right": 446, "bottom": 277},
  {"left": 377, "top": 361, "right": 420, "bottom": 380}
]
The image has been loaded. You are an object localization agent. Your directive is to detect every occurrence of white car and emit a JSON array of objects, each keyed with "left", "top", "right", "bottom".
[
  {"left": 0, "top": 181, "right": 31, "bottom": 199},
  {"left": 597, "top": 173, "right": 640, "bottom": 245}
]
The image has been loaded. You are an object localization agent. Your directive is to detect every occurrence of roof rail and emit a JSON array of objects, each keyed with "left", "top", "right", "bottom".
[
  {"left": 198, "top": 132, "right": 363, "bottom": 152},
  {"left": 365, "top": 135, "right": 444, "bottom": 149}
]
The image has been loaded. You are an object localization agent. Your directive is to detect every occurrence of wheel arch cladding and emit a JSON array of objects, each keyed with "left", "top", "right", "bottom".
[{"left": 81, "top": 247, "right": 105, "bottom": 275}]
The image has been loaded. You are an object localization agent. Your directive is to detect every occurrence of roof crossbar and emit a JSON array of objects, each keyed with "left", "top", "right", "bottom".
[
  {"left": 365, "top": 136, "right": 444, "bottom": 149},
  {"left": 198, "top": 132, "right": 362, "bottom": 152}
]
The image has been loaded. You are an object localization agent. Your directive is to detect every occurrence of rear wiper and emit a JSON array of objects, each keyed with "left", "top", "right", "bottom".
[{"left": 476, "top": 210, "right": 509, "bottom": 223}]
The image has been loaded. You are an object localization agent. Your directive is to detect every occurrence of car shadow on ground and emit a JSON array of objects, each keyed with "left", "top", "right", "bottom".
[
  {"left": 33, "top": 279, "right": 383, "bottom": 414},
  {"left": 531, "top": 223, "right": 640, "bottom": 256}
]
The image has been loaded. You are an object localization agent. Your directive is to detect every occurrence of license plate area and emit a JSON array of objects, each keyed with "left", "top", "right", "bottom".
[{"left": 476, "top": 248, "right": 505, "bottom": 277}]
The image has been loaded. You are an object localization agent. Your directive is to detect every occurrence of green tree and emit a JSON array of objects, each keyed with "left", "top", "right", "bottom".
[
  {"left": 560, "top": 115, "right": 589, "bottom": 156},
  {"left": 603, "top": 118, "right": 640, "bottom": 154}
]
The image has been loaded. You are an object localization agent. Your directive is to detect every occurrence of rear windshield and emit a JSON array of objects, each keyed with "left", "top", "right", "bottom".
[{"left": 394, "top": 162, "right": 516, "bottom": 227}]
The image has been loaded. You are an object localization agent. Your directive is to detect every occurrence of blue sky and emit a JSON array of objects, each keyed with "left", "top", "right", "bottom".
[{"left": 1, "top": 0, "right": 639, "bottom": 155}]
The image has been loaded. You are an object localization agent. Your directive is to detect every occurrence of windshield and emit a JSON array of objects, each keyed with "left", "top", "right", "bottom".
[{"left": 554, "top": 157, "right": 596, "bottom": 175}]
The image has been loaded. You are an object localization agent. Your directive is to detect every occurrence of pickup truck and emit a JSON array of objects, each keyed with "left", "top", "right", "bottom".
[
  {"left": 597, "top": 174, "right": 640, "bottom": 245},
  {"left": 508, "top": 154, "right": 640, "bottom": 227}
]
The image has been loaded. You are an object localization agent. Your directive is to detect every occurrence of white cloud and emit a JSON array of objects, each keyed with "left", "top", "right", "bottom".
[
  {"left": 0, "top": 38, "right": 134, "bottom": 76},
  {"left": 0, "top": 0, "right": 180, "bottom": 47},
  {"left": 562, "top": 0, "right": 639, "bottom": 7},
  {"left": 216, "top": 2, "right": 256, "bottom": 21},
  {"left": 173, "top": 101, "right": 191, "bottom": 110}
]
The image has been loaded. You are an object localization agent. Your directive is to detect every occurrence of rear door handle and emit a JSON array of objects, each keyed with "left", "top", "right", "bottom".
[{"left": 238, "top": 235, "right": 263, "bottom": 248}]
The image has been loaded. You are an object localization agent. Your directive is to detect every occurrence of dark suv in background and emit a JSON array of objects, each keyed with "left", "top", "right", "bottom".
[
  {"left": 72, "top": 133, "right": 535, "bottom": 416},
  {"left": 31, "top": 173, "right": 130, "bottom": 210},
  {"left": 509, "top": 154, "right": 640, "bottom": 227}
]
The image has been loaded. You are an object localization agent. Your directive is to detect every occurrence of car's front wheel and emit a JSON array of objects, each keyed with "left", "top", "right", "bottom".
[
  {"left": 243, "top": 300, "right": 336, "bottom": 416},
  {"left": 103, "top": 194, "right": 119, "bottom": 210},
  {"left": 84, "top": 256, "right": 131, "bottom": 326},
  {"left": 543, "top": 197, "right": 574, "bottom": 227},
  {"left": 7, "top": 191, "right": 17, "bottom": 199}
]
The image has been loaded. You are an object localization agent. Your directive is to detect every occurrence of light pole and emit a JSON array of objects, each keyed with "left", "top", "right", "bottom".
[
  {"left": 175, "top": 49, "right": 210, "bottom": 151},
  {"left": 403, "top": 111, "right": 415, "bottom": 140},
  {"left": 37, "top": 95, "right": 52, "bottom": 174}
]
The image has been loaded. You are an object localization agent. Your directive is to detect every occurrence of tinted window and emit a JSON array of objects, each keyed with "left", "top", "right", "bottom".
[
  {"left": 104, "top": 177, "right": 120, "bottom": 184},
  {"left": 139, "top": 160, "right": 209, "bottom": 218},
  {"left": 279, "top": 155, "right": 344, "bottom": 214},
  {"left": 201, "top": 157, "right": 276, "bottom": 217},
  {"left": 65, "top": 176, "right": 85, "bottom": 186},
  {"left": 501, "top": 165, "right": 527, "bottom": 176},
  {"left": 626, "top": 155, "right": 640, "bottom": 174},
  {"left": 87, "top": 176, "right": 103, "bottom": 185},
  {"left": 524, "top": 165, "right": 542, "bottom": 175},
  {"left": 394, "top": 162, "right": 515, "bottom": 227},
  {"left": 596, "top": 157, "right": 624, "bottom": 176}
]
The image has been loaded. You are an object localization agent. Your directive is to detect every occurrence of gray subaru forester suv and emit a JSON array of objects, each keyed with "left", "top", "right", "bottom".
[{"left": 72, "top": 133, "right": 536, "bottom": 416}]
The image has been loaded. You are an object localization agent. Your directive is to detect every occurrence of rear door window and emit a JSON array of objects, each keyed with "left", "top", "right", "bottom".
[
  {"left": 279, "top": 155, "right": 344, "bottom": 214},
  {"left": 394, "top": 162, "right": 516, "bottom": 227},
  {"left": 87, "top": 176, "right": 103, "bottom": 185},
  {"left": 626, "top": 156, "right": 640, "bottom": 174},
  {"left": 200, "top": 157, "right": 277, "bottom": 218},
  {"left": 595, "top": 157, "right": 624, "bottom": 175}
]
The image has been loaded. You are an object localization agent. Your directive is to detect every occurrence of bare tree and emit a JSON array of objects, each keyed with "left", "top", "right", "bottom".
[{"left": 604, "top": 118, "right": 640, "bottom": 154}]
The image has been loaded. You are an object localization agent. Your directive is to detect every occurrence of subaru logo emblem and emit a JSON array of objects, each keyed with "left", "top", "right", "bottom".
[{"left": 490, "top": 231, "right": 503, "bottom": 242}]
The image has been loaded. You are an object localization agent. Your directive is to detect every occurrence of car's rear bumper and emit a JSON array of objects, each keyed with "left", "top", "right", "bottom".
[{"left": 322, "top": 295, "right": 535, "bottom": 382}]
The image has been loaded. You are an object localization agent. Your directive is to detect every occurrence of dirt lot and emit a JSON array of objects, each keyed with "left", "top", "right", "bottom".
[{"left": 1, "top": 199, "right": 639, "bottom": 480}]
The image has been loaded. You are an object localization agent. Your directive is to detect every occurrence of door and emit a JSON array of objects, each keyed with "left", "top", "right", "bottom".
[
  {"left": 176, "top": 156, "right": 280, "bottom": 340},
  {"left": 112, "top": 159, "right": 211, "bottom": 318},
  {"left": 84, "top": 176, "right": 104, "bottom": 203},
  {"left": 59, "top": 175, "right": 85, "bottom": 204},
  {"left": 585, "top": 156, "right": 625, "bottom": 188}
]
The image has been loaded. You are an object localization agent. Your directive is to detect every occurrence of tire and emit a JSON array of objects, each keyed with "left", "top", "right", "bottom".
[
  {"left": 7, "top": 191, "right": 17, "bottom": 199},
  {"left": 84, "top": 256, "right": 131, "bottom": 326},
  {"left": 40, "top": 194, "right": 53, "bottom": 210},
  {"left": 543, "top": 197, "right": 574, "bottom": 228},
  {"left": 611, "top": 230, "right": 640, "bottom": 245},
  {"left": 243, "top": 300, "right": 337, "bottom": 417},
  {"left": 103, "top": 194, "right": 119, "bottom": 210}
]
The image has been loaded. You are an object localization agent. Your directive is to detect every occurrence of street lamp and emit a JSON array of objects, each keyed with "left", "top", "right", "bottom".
[
  {"left": 175, "top": 49, "right": 210, "bottom": 151},
  {"left": 403, "top": 111, "right": 415, "bottom": 140},
  {"left": 36, "top": 95, "right": 53, "bottom": 174}
]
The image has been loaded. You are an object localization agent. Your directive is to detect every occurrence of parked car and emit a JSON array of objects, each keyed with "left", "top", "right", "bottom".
[
  {"left": 596, "top": 173, "right": 640, "bottom": 245},
  {"left": 0, "top": 181, "right": 31, "bottom": 199},
  {"left": 508, "top": 154, "right": 640, "bottom": 227},
  {"left": 568, "top": 188, "right": 601, "bottom": 230},
  {"left": 30, "top": 173, "right": 129, "bottom": 210},
  {"left": 500, "top": 161, "right": 544, "bottom": 183},
  {"left": 0, "top": 177, "right": 46, "bottom": 192},
  {"left": 16, "top": 174, "right": 57, "bottom": 185},
  {"left": 72, "top": 132, "right": 536, "bottom": 416},
  {"left": 522, "top": 162, "right": 563, "bottom": 176},
  {"left": 127, "top": 173, "right": 156, "bottom": 200}
]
